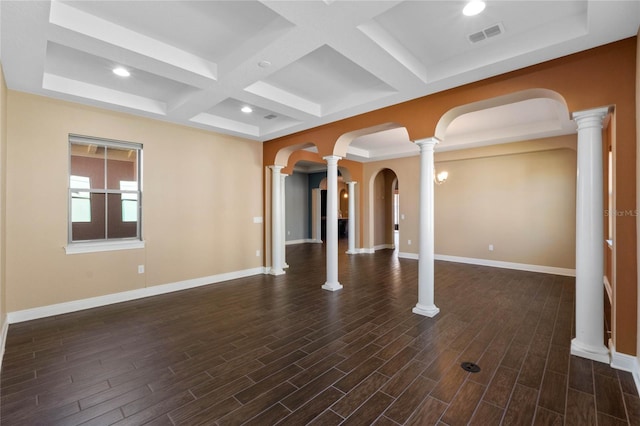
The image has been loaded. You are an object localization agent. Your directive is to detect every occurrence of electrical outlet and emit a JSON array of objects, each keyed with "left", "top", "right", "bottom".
[
  {"left": 489, "top": 244, "right": 494, "bottom": 251},
  {"left": 401, "top": 214, "right": 405, "bottom": 220},
  {"left": 256, "top": 250, "right": 261, "bottom": 257},
  {"left": 408, "top": 239, "right": 412, "bottom": 245},
  {"left": 138, "top": 265, "right": 145, "bottom": 274}
]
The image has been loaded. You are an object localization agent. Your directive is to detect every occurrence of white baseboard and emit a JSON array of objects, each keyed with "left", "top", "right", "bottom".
[
  {"left": 7, "top": 266, "right": 266, "bottom": 324},
  {"left": 285, "top": 239, "right": 322, "bottom": 245},
  {"left": 434, "top": 254, "right": 576, "bottom": 277},
  {"left": 609, "top": 341, "right": 640, "bottom": 397},
  {"left": 360, "top": 245, "right": 393, "bottom": 254},
  {"left": 610, "top": 343, "right": 636, "bottom": 372},
  {"left": 0, "top": 314, "right": 8, "bottom": 368},
  {"left": 398, "top": 252, "right": 419, "bottom": 260}
]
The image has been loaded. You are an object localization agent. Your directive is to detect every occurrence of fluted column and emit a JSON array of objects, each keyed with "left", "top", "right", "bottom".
[
  {"left": 413, "top": 138, "right": 440, "bottom": 317},
  {"left": 281, "top": 173, "right": 289, "bottom": 269},
  {"left": 322, "top": 155, "right": 343, "bottom": 291},
  {"left": 571, "top": 107, "right": 609, "bottom": 363},
  {"left": 270, "top": 165, "right": 285, "bottom": 276},
  {"left": 346, "top": 181, "right": 357, "bottom": 254}
]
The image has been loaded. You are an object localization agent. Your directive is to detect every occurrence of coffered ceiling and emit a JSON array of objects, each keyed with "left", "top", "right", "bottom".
[{"left": 1, "top": 1, "right": 639, "bottom": 153}]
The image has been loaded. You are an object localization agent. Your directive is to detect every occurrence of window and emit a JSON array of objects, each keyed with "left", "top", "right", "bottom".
[
  {"left": 70, "top": 175, "right": 91, "bottom": 223},
  {"left": 68, "top": 135, "right": 142, "bottom": 247}
]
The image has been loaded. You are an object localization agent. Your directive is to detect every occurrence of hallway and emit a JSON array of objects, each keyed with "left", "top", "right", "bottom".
[{"left": 1, "top": 243, "right": 639, "bottom": 424}]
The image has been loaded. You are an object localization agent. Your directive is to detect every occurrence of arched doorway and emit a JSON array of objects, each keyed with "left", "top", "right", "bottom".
[{"left": 370, "top": 168, "right": 399, "bottom": 252}]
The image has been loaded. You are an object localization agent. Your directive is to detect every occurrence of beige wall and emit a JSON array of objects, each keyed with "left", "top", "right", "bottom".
[
  {"left": 6, "top": 92, "right": 263, "bottom": 312},
  {"left": 435, "top": 142, "right": 577, "bottom": 269},
  {"left": 363, "top": 137, "right": 577, "bottom": 270}
]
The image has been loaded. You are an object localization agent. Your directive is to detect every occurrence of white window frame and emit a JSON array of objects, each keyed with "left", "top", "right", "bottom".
[{"left": 66, "top": 134, "right": 144, "bottom": 254}]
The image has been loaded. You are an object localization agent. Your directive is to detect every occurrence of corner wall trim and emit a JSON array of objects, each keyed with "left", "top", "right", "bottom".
[
  {"left": 610, "top": 345, "right": 637, "bottom": 372},
  {"left": 635, "top": 357, "right": 640, "bottom": 399},
  {"left": 434, "top": 254, "right": 576, "bottom": 277},
  {"left": 0, "top": 315, "right": 8, "bottom": 368},
  {"left": 7, "top": 267, "right": 265, "bottom": 324},
  {"left": 609, "top": 341, "right": 640, "bottom": 397}
]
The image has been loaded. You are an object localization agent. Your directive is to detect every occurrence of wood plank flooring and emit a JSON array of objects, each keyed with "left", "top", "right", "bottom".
[{"left": 1, "top": 241, "right": 639, "bottom": 425}]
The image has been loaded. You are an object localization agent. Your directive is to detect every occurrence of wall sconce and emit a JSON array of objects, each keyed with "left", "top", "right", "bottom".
[
  {"left": 435, "top": 170, "right": 449, "bottom": 185},
  {"left": 343, "top": 192, "right": 348, "bottom": 198}
]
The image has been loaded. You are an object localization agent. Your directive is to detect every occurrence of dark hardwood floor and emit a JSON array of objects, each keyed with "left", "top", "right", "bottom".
[{"left": 1, "top": 241, "right": 639, "bottom": 425}]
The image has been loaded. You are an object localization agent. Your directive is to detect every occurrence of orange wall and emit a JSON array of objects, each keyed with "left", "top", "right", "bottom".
[{"left": 264, "top": 38, "right": 638, "bottom": 355}]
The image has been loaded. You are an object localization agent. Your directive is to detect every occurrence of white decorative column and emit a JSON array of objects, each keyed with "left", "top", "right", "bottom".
[
  {"left": 322, "top": 155, "right": 343, "bottom": 291},
  {"left": 281, "top": 173, "right": 289, "bottom": 269},
  {"left": 270, "top": 165, "right": 285, "bottom": 276},
  {"left": 413, "top": 138, "right": 440, "bottom": 317},
  {"left": 346, "top": 181, "right": 357, "bottom": 254},
  {"left": 571, "top": 107, "right": 609, "bottom": 363}
]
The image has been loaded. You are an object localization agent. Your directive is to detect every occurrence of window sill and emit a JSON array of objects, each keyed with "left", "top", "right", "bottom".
[{"left": 65, "top": 240, "right": 145, "bottom": 255}]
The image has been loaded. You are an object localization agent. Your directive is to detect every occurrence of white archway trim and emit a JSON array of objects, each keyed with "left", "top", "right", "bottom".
[
  {"left": 274, "top": 142, "right": 318, "bottom": 167},
  {"left": 435, "top": 89, "right": 573, "bottom": 152},
  {"left": 334, "top": 122, "right": 405, "bottom": 158},
  {"left": 435, "top": 89, "right": 569, "bottom": 139}
]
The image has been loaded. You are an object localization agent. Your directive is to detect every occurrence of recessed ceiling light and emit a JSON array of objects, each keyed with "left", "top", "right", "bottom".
[
  {"left": 241, "top": 106, "right": 253, "bottom": 113},
  {"left": 258, "top": 60, "right": 272, "bottom": 68},
  {"left": 463, "top": 0, "right": 486, "bottom": 16},
  {"left": 112, "top": 67, "right": 130, "bottom": 77}
]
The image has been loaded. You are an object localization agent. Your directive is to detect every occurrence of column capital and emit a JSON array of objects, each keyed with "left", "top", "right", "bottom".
[
  {"left": 323, "top": 155, "right": 342, "bottom": 165},
  {"left": 269, "top": 165, "right": 284, "bottom": 172},
  {"left": 347, "top": 181, "right": 357, "bottom": 186},
  {"left": 572, "top": 107, "right": 610, "bottom": 130},
  {"left": 414, "top": 137, "right": 440, "bottom": 150}
]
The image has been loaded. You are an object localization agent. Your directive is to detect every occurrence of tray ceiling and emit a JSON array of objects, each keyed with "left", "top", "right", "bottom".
[{"left": 1, "top": 1, "right": 638, "bottom": 152}]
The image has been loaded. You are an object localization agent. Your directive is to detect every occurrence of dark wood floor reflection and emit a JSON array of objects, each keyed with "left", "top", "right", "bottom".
[{"left": 2, "top": 241, "right": 639, "bottom": 425}]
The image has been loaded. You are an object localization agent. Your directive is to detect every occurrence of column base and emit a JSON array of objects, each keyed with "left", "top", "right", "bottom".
[
  {"left": 412, "top": 304, "right": 440, "bottom": 318},
  {"left": 283, "top": 263, "right": 289, "bottom": 269},
  {"left": 322, "top": 282, "right": 343, "bottom": 291},
  {"left": 270, "top": 268, "right": 285, "bottom": 276},
  {"left": 571, "top": 338, "right": 610, "bottom": 364},
  {"left": 346, "top": 250, "right": 357, "bottom": 254}
]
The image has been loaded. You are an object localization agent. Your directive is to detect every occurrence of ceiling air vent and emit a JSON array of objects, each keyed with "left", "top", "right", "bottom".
[
  {"left": 468, "top": 31, "right": 486, "bottom": 43},
  {"left": 264, "top": 114, "right": 277, "bottom": 120},
  {"left": 468, "top": 22, "right": 505, "bottom": 44}
]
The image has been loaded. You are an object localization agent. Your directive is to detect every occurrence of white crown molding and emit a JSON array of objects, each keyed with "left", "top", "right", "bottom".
[{"left": 7, "top": 267, "right": 265, "bottom": 324}]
